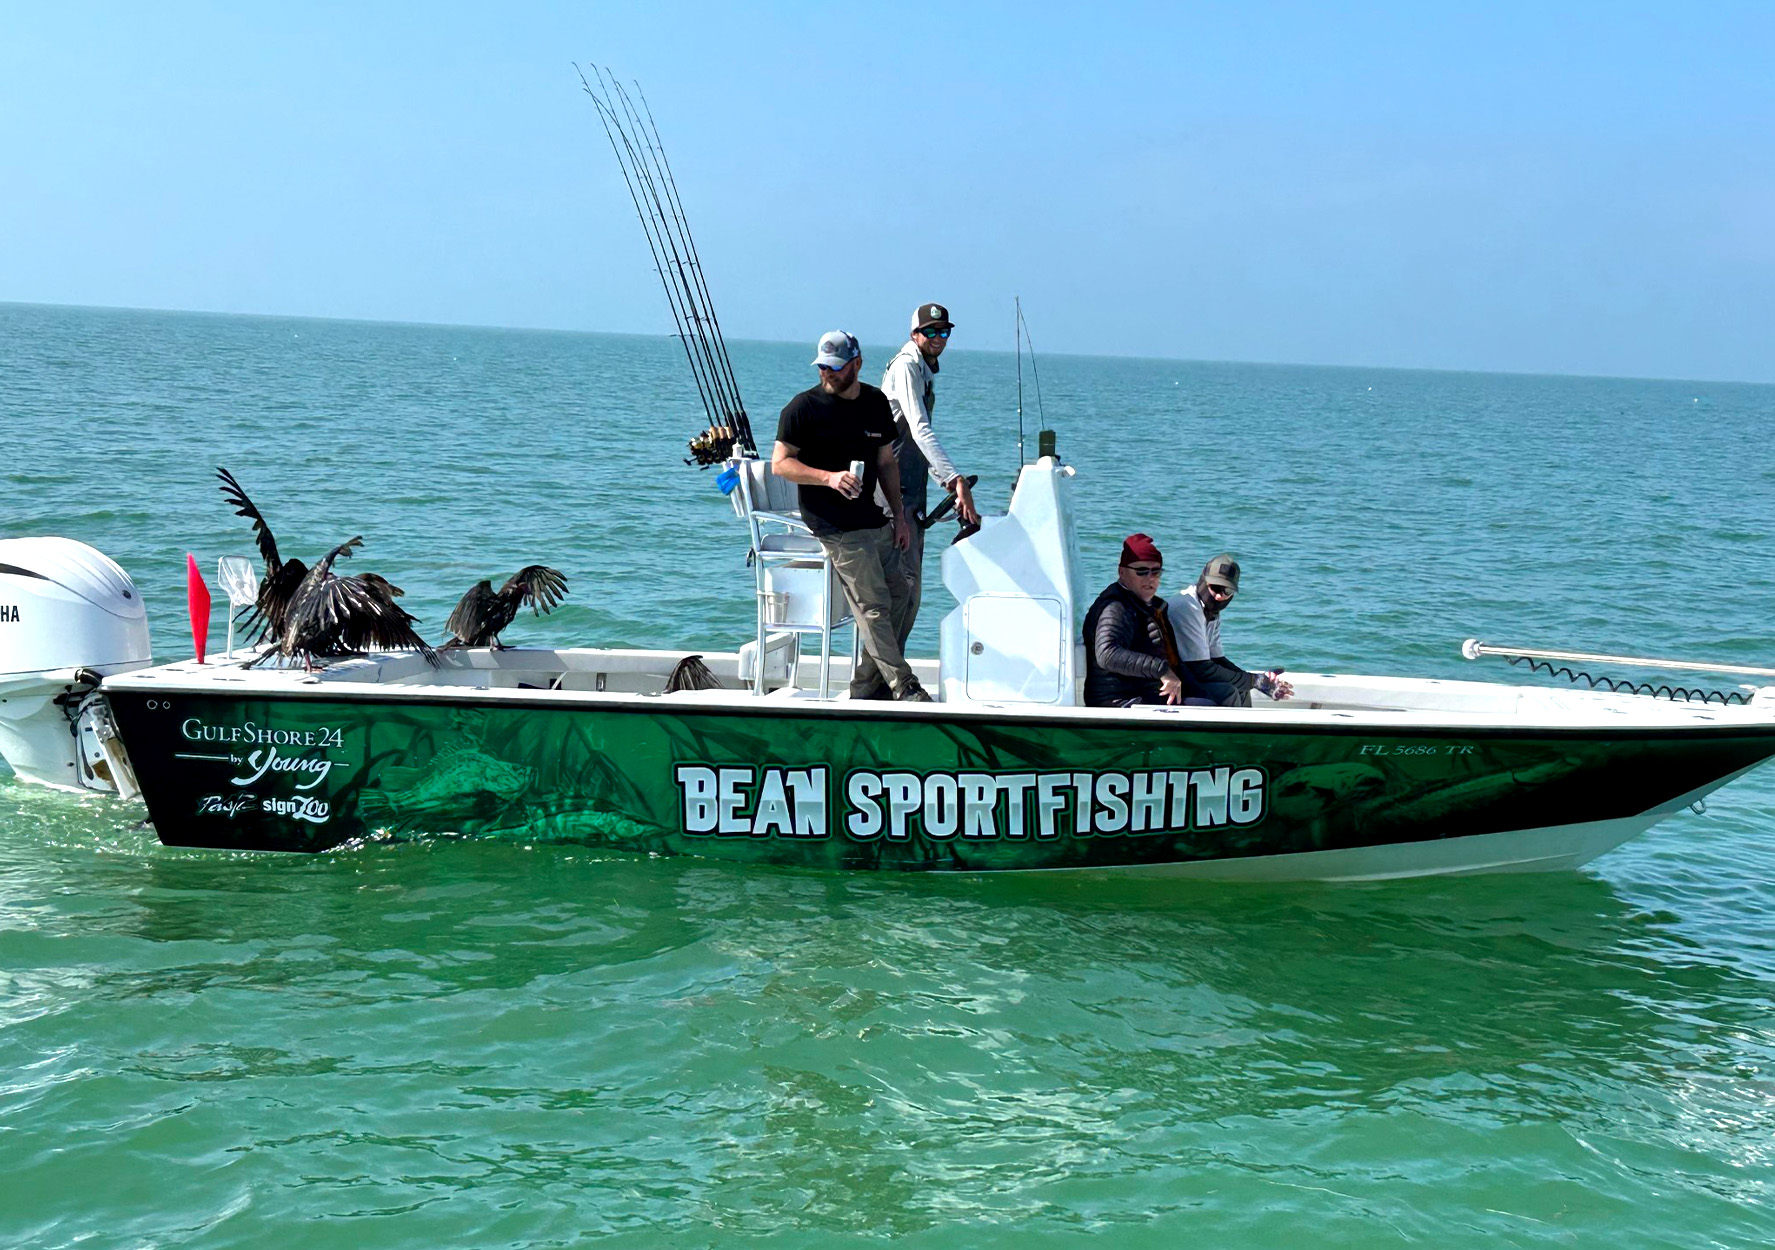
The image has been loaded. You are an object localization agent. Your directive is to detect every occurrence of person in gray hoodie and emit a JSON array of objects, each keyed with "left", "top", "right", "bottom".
[{"left": 878, "top": 302, "right": 978, "bottom": 667}]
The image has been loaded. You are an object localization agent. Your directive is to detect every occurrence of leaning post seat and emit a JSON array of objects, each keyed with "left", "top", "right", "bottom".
[
  {"left": 728, "top": 456, "right": 854, "bottom": 698},
  {"left": 938, "top": 455, "right": 1083, "bottom": 706}
]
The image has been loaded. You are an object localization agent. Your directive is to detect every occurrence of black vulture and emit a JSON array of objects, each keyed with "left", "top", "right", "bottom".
[
  {"left": 263, "top": 537, "right": 439, "bottom": 671},
  {"left": 216, "top": 466, "right": 309, "bottom": 645},
  {"left": 441, "top": 566, "right": 569, "bottom": 649}
]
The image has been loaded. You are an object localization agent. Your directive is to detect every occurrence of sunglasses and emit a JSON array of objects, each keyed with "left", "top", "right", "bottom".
[
  {"left": 1204, "top": 582, "right": 1234, "bottom": 597},
  {"left": 918, "top": 326, "right": 951, "bottom": 339},
  {"left": 1126, "top": 565, "right": 1162, "bottom": 576}
]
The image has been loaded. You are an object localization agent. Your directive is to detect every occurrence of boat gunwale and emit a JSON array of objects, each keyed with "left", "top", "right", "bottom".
[{"left": 100, "top": 671, "right": 1775, "bottom": 742}]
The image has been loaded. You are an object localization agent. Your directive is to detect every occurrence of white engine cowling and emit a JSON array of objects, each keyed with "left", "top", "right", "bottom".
[{"left": 0, "top": 537, "right": 153, "bottom": 793}]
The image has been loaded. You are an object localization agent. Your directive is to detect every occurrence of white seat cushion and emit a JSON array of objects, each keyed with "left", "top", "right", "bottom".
[{"left": 757, "top": 534, "right": 823, "bottom": 556}]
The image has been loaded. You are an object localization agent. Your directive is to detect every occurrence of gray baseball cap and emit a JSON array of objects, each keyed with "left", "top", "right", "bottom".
[{"left": 812, "top": 330, "right": 861, "bottom": 369}]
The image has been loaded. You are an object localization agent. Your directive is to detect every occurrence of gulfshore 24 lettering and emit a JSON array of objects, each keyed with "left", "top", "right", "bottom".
[{"left": 181, "top": 715, "right": 346, "bottom": 825}]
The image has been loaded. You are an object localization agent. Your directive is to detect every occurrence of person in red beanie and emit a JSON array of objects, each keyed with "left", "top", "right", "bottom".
[{"left": 1082, "top": 533, "right": 1184, "bottom": 707}]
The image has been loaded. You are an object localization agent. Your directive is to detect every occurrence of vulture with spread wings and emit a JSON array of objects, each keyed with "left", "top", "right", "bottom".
[
  {"left": 442, "top": 565, "right": 570, "bottom": 648},
  {"left": 268, "top": 537, "right": 439, "bottom": 671},
  {"left": 216, "top": 466, "right": 309, "bottom": 645}
]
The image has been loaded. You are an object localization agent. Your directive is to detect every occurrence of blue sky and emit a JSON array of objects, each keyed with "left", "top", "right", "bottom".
[{"left": 3, "top": 3, "right": 1771, "bottom": 382}]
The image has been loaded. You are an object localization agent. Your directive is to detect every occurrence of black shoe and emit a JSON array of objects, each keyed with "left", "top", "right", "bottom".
[
  {"left": 895, "top": 680, "right": 934, "bottom": 703},
  {"left": 850, "top": 683, "right": 893, "bottom": 702}
]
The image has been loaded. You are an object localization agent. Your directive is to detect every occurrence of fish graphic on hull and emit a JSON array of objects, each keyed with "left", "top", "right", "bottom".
[{"left": 360, "top": 743, "right": 533, "bottom": 832}]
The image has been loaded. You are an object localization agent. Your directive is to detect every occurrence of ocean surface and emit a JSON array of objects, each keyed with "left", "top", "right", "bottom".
[{"left": 3, "top": 300, "right": 1774, "bottom": 1247}]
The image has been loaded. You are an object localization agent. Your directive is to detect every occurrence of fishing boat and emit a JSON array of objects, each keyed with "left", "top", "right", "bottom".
[
  {"left": 6, "top": 75, "right": 1773, "bottom": 879},
  {"left": 5, "top": 451, "right": 1775, "bottom": 880}
]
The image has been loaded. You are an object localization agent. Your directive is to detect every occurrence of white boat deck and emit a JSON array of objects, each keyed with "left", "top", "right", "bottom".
[
  {"left": 101, "top": 644, "right": 1775, "bottom": 736},
  {"left": 97, "top": 453, "right": 1775, "bottom": 737}
]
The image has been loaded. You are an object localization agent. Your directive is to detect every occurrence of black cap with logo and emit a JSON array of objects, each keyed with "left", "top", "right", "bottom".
[{"left": 911, "top": 302, "right": 954, "bottom": 333}]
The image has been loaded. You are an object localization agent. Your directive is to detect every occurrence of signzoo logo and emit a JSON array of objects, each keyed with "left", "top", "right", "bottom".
[{"left": 197, "top": 793, "right": 331, "bottom": 824}]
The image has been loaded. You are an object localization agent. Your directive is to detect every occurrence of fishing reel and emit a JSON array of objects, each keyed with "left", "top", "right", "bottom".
[{"left": 685, "top": 424, "right": 738, "bottom": 467}]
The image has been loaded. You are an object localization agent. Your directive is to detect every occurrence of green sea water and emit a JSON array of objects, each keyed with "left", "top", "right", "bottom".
[{"left": 3, "top": 301, "right": 1774, "bottom": 1246}]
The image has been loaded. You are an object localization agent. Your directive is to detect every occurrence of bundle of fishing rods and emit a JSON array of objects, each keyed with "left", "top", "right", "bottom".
[{"left": 578, "top": 66, "right": 757, "bottom": 466}]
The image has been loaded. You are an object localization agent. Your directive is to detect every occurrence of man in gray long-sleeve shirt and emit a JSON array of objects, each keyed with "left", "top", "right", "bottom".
[{"left": 877, "top": 302, "right": 978, "bottom": 678}]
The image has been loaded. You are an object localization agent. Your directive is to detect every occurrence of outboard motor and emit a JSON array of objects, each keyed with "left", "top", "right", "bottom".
[{"left": 0, "top": 538, "right": 152, "bottom": 796}]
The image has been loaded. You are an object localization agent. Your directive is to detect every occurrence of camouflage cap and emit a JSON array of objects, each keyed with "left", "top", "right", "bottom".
[{"left": 1201, "top": 554, "right": 1241, "bottom": 594}]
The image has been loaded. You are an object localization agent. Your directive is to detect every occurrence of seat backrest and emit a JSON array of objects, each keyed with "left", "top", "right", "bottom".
[{"left": 738, "top": 457, "right": 802, "bottom": 518}]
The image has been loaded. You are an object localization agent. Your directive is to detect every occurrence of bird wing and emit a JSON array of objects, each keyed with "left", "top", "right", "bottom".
[
  {"left": 444, "top": 580, "right": 497, "bottom": 646},
  {"left": 238, "top": 556, "right": 307, "bottom": 644},
  {"left": 327, "top": 575, "right": 439, "bottom": 664},
  {"left": 312, "top": 537, "right": 362, "bottom": 578},
  {"left": 279, "top": 538, "right": 363, "bottom": 657},
  {"left": 664, "top": 653, "right": 722, "bottom": 693},
  {"left": 216, "top": 467, "right": 284, "bottom": 575},
  {"left": 500, "top": 565, "right": 570, "bottom": 616}
]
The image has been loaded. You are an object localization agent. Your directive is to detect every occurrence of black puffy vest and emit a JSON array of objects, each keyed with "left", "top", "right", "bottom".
[{"left": 1082, "top": 583, "right": 1167, "bottom": 707}]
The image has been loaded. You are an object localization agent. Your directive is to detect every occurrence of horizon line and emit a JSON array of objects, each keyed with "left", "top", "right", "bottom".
[{"left": 4, "top": 298, "right": 1770, "bottom": 391}]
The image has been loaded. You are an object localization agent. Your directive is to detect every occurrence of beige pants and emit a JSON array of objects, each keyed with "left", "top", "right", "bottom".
[{"left": 820, "top": 527, "right": 915, "bottom": 697}]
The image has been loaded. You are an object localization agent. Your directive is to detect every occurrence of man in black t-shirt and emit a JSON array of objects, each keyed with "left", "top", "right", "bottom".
[{"left": 772, "top": 330, "right": 931, "bottom": 702}]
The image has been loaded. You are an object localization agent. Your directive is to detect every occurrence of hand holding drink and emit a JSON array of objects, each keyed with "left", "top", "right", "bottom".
[{"left": 831, "top": 459, "right": 865, "bottom": 500}]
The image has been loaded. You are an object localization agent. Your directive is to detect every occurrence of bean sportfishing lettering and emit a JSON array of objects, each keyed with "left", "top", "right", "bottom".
[{"left": 675, "top": 764, "right": 1266, "bottom": 841}]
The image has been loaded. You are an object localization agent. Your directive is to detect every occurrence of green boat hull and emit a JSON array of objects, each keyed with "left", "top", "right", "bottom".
[{"left": 104, "top": 689, "right": 1775, "bottom": 871}]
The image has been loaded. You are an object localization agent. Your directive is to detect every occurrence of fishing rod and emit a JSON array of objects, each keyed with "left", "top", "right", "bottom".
[
  {"left": 602, "top": 71, "right": 736, "bottom": 427},
  {"left": 579, "top": 68, "right": 720, "bottom": 436},
  {"left": 635, "top": 82, "right": 752, "bottom": 451},
  {"left": 589, "top": 66, "right": 742, "bottom": 455},
  {"left": 1013, "top": 298, "right": 1049, "bottom": 469},
  {"left": 577, "top": 65, "right": 756, "bottom": 464},
  {"left": 1015, "top": 297, "right": 1025, "bottom": 468},
  {"left": 586, "top": 67, "right": 737, "bottom": 438}
]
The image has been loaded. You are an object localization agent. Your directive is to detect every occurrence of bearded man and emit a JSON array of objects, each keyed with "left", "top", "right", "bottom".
[{"left": 772, "top": 330, "right": 931, "bottom": 702}]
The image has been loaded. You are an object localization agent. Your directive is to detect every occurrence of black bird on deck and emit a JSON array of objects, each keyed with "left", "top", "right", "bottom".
[
  {"left": 442, "top": 566, "right": 570, "bottom": 648},
  {"left": 271, "top": 537, "right": 439, "bottom": 671},
  {"left": 216, "top": 467, "right": 309, "bottom": 645}
]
